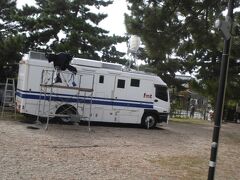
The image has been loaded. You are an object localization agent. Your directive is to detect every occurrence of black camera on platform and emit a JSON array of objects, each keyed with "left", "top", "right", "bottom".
[{"left": 45, "top": 52, "right": 77, "bottom": 74}]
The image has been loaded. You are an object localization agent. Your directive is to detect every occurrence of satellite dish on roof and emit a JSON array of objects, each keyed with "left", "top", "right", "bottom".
[
  {"left": 125, "top": 35, "right": 141, "bottom": 71},
  {"left": 128, "top": 35, "right": 141, "bottom": 54}
]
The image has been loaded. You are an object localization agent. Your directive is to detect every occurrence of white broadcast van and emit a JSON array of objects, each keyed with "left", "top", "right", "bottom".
[{"left": 16, "top": 51, "right": 170, "bottom": 128}]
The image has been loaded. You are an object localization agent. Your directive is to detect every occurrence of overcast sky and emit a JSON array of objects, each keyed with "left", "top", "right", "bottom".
[{"left": 17, "top": 0, "right": 129, "bottom": 52}]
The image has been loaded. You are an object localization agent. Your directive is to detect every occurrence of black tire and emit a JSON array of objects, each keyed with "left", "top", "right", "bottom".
[
  {"left": 141, "top": 113, "right": 157, "bottom": 129},
  {"left": 56, "top": 105, "right": 77, "bottom": 124}
]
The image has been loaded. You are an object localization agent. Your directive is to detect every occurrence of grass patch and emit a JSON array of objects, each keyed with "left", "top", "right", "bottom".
[
  {"left": 222, "top": 132, "right": 240, "bottom": 144},
  {"left": 147, "top": 155, "right": 207, "bottom": 180},
  {"left": 0, "top": 111, "right": 26, "bottom": 121},
  {"left": 170, "top": 117, "right": 211, "bottom": 125}
]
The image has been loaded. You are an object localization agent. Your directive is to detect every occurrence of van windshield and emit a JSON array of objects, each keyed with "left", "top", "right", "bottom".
[{"left": 155, "top": 85, "right": 168, "bottom": 102}]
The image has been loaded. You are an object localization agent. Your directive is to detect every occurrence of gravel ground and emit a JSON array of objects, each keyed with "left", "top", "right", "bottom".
[{"left": 0, "top": 118, "right": 239, "bottom": 180}]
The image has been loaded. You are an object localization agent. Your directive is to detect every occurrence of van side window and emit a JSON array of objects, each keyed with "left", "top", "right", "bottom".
[
  {"left": 155, "top": 85, "right": 168, "bottom": 102},
  {"left": 117, "top": 79, "right": 125, "bottom": 88},
  {"left": 99, "top": 75, "right": 104, "bottom": 83},
  {"left": 130, "top": 79, "right": 140, "bottom": 87}
]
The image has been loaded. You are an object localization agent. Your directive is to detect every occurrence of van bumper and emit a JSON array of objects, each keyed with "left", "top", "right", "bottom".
[{"left": 157, "top": 113, "right": 169, "bottom": 123}]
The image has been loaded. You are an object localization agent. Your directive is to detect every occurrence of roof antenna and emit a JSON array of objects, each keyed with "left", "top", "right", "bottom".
[{"left": 126, "top": 35, "right": 141, "bottom": 71}]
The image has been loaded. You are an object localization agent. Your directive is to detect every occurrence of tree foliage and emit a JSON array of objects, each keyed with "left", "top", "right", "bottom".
[
  {"left": 15, "top": 0, "right": 126, "bottom": 62},
  {"left": 0, "top": 0, "right": 18, "bottom": 37},
  {"left": 0, "top": 0, "right": 127, "bottom": 81},
  {"left": 125, "top": 0, "right": 240, "bottom": 105},
  {"left": 0, "top": 0, "right": 24, "bottom": 81}
]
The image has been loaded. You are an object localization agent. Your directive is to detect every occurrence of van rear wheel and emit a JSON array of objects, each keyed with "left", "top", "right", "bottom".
[
  {"left": 142, "top": 113, "right": 157, "bottom": 129},
  {"left": 56, "top": 105, "right": 77, "bottom": 124}
]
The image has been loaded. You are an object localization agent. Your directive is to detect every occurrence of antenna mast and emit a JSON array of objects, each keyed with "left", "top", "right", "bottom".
[{"left": 127, "top": 35, "right": 141, "bottom": 70}]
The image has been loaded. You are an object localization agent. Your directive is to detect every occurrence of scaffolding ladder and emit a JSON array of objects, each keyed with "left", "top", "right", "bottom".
[
  {"left": 1, "top": 78, "right": 16, "bottom": 119},
  {"left": 36, "top": 69, "right": 94, "bottom": 130}
]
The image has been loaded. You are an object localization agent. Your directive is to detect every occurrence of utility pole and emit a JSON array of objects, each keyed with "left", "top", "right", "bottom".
[{"left": 208, "top": 0, "right": 234, "bottom": 179}]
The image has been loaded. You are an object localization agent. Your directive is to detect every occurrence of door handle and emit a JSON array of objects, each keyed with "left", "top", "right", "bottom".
[{"left": 154, "top": 99, "right": 158, "bottom": 102}]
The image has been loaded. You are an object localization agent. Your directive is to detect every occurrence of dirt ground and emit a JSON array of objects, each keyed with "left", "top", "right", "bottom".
[{"left": 0, "top": 117, "right": 239, "bottom": 180}]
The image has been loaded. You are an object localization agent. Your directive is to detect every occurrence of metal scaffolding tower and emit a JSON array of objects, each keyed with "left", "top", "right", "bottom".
[{"left": 36, "top": 69, "right": 94, "bottom": 130}]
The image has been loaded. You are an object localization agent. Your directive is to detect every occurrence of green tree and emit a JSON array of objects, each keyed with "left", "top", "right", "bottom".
[
  {"left": 0, "top": 0, "right": 24, "bottom": 81},
  {"left": 125, "top": 0, "right": 240, "bottom": 106},
  {"left": 15, "top": 0, "right": 126, "bottom": 63},
  {"left": 0, "top": 0, "right": 17, "bottom": 38}
]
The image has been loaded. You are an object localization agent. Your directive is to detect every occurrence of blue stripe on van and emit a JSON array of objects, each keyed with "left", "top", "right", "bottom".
[
  {"left": 16, "top": 90, "right": 153, "bottom": 109},
  {"left": 17, "top": 89, "right": 152, "bottom": 104}
]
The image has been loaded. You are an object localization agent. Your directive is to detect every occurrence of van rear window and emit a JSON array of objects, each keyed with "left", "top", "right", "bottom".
[
  {"left": 155, "top": 85, "right": 168, "bottom": 102},
  {"left": 99, "top": 75, "right": 104, "bottom": 83}
]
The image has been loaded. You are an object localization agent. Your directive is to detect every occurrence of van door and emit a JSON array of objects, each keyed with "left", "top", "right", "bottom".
[
  {"left": 154, "top": 85, "right": 170, "bottom": 122},
  {"left": 113, "top": 76, "right": 139, "bottom": 123},
  {"left": 93, "top": 73, "right": 116, "bottom": 122},
  {"left": 113, "top": 76, "right": 129, "bottom": 110}
]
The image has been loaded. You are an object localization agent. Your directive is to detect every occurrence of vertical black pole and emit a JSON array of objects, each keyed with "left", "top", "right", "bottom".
[{"left": 208, "top": 0, "right": 234, "bottom": 179}]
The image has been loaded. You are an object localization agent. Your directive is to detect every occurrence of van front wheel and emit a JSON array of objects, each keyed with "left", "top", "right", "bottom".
[{"left": 141, "top": 113, "right": 157, "bottom": 129}]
